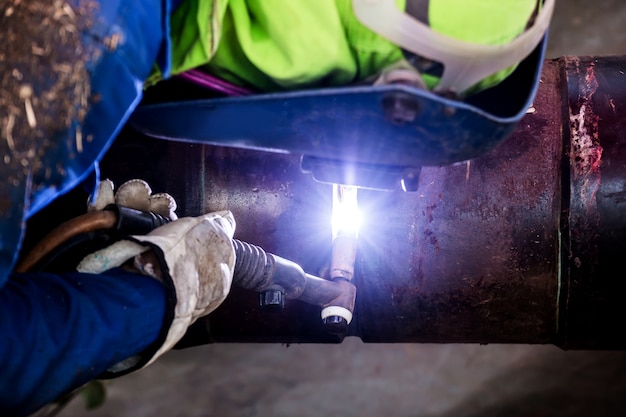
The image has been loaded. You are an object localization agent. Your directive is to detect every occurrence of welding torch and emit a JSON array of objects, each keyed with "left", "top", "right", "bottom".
[
  {"left": 229, "top": 183, "right": 359, "bottom": 333},
  {"left": 231, "top": 239, "right": 356, "bottom": 333}
]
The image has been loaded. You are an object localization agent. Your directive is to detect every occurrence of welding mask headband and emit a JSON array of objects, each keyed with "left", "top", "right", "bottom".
[{"left": 352, "top": 0, "right": 554, "bottom": 94}]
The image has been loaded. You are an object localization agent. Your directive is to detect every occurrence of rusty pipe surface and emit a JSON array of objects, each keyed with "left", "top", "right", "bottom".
[
  {"left": 560, "top": 56, "right": 626, "bottom": 349},
  {"left": 98, "top": 55, "right": 626, "bottom": 348}
]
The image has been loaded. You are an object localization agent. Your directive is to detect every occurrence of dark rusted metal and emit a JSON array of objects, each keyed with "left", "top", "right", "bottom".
[
  {"left": 44, "top": 55, "right": 626, "bottom": 348},
  {"left": 559, "top": 56, "right": 626, "bottom": 349},
  {"left": 355, "top": 58, "right": 563, "bottom": 345}
]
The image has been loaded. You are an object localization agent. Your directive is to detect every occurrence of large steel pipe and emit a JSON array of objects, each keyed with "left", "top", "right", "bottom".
[{"left": 99, "top": 56, "right": 626, "bottom": 349}]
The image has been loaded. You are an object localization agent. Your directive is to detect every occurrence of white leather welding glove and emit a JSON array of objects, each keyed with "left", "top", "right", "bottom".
[
  {"left": 88, "top": 179, "right": 178, "bottom": 220},
  {"left": 77, "top": 211, "right": 236, "bottom": 368}
]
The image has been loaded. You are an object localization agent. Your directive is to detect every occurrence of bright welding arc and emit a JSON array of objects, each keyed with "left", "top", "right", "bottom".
[{"left": 331, "top": 184, "right": 361, "bottom": 239}]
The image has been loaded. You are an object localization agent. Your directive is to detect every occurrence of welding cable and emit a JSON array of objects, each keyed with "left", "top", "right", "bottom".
[
  {"left": 15, "top": 211, "right": 118, "bottom": 273},
  {"left": 15, "top": 205, "right": 170, "bottom": 273}
]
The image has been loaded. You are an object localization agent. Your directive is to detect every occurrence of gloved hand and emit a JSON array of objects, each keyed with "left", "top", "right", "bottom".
[
  {"left": 88, "top": 178, "right": 178, "bottom": 220},
  {"left": 78, "top": 181, "right": 236, "bottom": 370}
]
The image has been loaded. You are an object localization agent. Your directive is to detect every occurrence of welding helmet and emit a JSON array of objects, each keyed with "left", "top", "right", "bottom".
[{"left": 303, "top": 0, "right": 553, "bottom": 189}]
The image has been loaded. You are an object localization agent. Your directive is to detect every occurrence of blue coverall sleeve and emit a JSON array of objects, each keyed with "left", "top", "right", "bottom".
[
  {"left": 0, "top": 1, "right": 177, "bottom": 415},
  {"left": 0, "top": 268, "right": 167, "bottom": 417}
]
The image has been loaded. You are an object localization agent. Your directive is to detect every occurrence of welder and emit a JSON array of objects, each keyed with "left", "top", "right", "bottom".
[{"left": 0, "top": 0, "right": 550, "bottom": 415}]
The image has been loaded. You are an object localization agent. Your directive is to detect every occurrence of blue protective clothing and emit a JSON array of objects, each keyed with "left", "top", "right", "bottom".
[
  {"left": 0, "top": 0, "right": 175, "bottom": 415},
  {"left": 0, "top": 269, "right": 167, "bottom": 416}
]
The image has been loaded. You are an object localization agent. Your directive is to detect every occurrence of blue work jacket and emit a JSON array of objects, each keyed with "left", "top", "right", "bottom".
[{"left": 0, "top": 0, "right": 177, "bottom": 414}]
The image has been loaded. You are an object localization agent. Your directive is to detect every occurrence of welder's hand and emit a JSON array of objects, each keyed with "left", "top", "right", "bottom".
[
  {"left": 77, "top": 211, "right": 236, "bottom": 368},
  {"left": 88, "top": 179, "right": 178, "bottom": 220}
]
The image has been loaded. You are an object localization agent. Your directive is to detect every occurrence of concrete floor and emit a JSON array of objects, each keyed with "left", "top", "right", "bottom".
[
  {"left": 59, "top": 1, "right": 626, "bottom": 416},
  {"left": 546, "top": 0, "right": 625, "bottom": 58}
]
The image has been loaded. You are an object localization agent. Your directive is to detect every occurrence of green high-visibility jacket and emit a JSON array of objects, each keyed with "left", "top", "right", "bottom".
[{"left": 162, "top": 0, "right": 537, "bottom": 93}]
